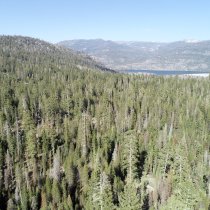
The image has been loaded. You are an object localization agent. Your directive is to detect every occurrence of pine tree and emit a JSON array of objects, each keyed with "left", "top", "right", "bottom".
[
  {"left": 121, "top": 130, "right": 138, "bottom": 182},
  {"left": 52, "top": 180, "right": 61, "bottom": 206},
  {"left": 22, "top": 110, "right": 37, "bottom": 159},
  {"left": 118, "top": 182, "right": 140, "bottom": 210},
  {"left": 86, "top": 171, "right": 115, "bottom": 210}
]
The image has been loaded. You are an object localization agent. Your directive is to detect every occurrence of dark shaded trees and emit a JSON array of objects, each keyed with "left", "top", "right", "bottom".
[{"left": 0, "top": 36, "right": 210, "bottom": 209}]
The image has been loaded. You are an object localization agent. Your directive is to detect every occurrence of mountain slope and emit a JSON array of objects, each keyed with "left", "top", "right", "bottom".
[
  {"left": 58, "top": 39, "right": 210, "bottom": 71},
  {"left": 0, "top": 36, "right": 114, "bottom": 75}
]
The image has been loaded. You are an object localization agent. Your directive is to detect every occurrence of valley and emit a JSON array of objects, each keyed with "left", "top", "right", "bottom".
[{"left": 58, "top": 39, "right": 210, "bottom": 71}]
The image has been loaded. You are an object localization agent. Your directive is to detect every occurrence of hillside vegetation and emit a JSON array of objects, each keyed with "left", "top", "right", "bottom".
[
  {"left": 0, "top": 36, "right": 112, "bottom": 76},
  {"left": 0, "top": 36, "right": 210, "bottom": 209}
]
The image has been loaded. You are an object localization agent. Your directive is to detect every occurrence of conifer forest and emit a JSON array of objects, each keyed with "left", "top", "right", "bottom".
[{"left": 0, "top": 36, "right": 210, "bottom": 210}]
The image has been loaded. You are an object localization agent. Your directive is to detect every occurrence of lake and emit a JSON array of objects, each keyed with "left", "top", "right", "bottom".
[{"left": 120, "top": 70, "right": 210, "bottom": 77}]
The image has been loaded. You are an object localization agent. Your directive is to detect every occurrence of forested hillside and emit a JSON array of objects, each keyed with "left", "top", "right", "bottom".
[
  {"left": 0, "top": 36, "right": 113, "bottom": 75},
  {"left": 0, "top": 36, "right": 210, "bottom": 209}
]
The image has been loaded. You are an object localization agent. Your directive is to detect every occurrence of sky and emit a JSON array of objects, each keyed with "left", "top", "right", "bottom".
[{"left": 0, "top": 0, "right": 210, "bottom": 43}]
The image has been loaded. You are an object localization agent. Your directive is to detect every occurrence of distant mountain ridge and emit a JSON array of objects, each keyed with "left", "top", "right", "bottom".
[{"left": 57, "top": 39, "right": 210, "bottom": 71}]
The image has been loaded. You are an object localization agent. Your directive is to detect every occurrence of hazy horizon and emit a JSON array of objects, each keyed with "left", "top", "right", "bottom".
[
  {"left": 1, "top": 0, "right": 210, "bottom": 43},
  {"left": 1, "top": 34, "right": 209, "bottom": 45}
]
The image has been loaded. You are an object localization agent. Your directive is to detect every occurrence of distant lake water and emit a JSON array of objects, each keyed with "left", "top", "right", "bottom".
[{"left": 120, "top": 70, "right": 210, "bottom": 77}]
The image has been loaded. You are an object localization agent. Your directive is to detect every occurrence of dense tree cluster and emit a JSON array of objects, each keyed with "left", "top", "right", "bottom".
[{"left": 0, "top": 36, "right": 210, "bottom": 209}]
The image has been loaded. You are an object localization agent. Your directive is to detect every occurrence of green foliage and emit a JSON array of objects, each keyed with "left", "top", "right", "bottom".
[
  {"left": 118, "top": 182, "right": 140, "bottom": 210},
  {"left": 121, "top": 130, "right": 139, "bottom": 182},
  {"left": 86, "top": 171, "right": 115, "bottom": 210},
  {"left": 0, "top": 35, "right": 210, "bottom": 209}
]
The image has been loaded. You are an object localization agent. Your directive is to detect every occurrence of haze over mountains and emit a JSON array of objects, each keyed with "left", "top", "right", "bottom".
[
  {"left": 58, "top": 39, "right": 210, "bottom": 71},
  {"left": 3, "top": 35, "right": 209, "bottom": 72}
]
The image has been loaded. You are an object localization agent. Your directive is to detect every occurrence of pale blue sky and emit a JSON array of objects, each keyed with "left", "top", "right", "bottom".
[{"left": 0, "top": 0, "right": 210, "bottom": 43}]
